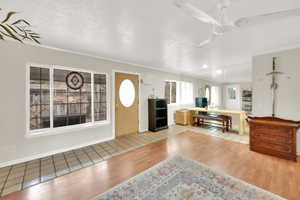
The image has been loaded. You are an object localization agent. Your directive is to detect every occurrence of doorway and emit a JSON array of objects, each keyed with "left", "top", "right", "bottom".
[{"left": 114, "top": 72, "right": 139, "bottom": 137}]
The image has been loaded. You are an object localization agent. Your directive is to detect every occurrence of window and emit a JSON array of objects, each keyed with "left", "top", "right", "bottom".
[
  {"left": 205, "top": 85, "right": 211, "bottom": 104},
  {"left": 165, "top": 81, "right": 176, "bottom": 104},
  {"left": 211, "top": 86, "right": 221, "bottom": 107},
  {"left": 94, "top": 74, "right": 107, "bottom": 121},
  {"left": 53, "top": 69, "right": 92, "bottom": 127},
  {"left": 28, "top": 65, "right": 108, "bottom": 135},
  {"left": 119, "top": 79, "right": 135, "bottom": 107},
  {"left": 29, "top": 67, "right": 50, "bottom": 130},
  {"left": 178, "top": 81, "right": 194, "bottom": 105},
  {"left": 164, "top": 80, "right": 194, "bottom": 105}
]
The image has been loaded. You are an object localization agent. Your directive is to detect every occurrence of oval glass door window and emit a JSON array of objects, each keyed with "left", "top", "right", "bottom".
[{"left": 119, "top": 79, "right": 135, "bottom": 107}]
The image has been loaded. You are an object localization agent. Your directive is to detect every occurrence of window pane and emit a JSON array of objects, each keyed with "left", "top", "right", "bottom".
[
  {"left": 94, "top": 92, "right": 100, "bottom": 103},
  {"left": 165, "top": 82, "right": 171, "bottom": 104},
  {"left": 54, "top": 104, "right": 67, "bottom": 116},
  {"left": 68, "top": 92, "right": 81, "bottom": 103},
  {"left": 29, "top": 67, "right": 50, "bottom": 130},
  {"left": 41, "top": 105, "right": 50, "bottom": 117},
  {"left": 53, "top": 69, "right": 92, "bottom": 127},
  {"left": 211, "top": 86, "right": 220, "bottom": 107},
  {"left": 95, "top": 112, "right": 106, "bottom": 121},
  {"left": 30, "top": 118, "right": 40, "bottom": 130},
  {"left": 82, "top": 103, "right": 92, "bottom": 123},
  {"left": 30, "top": 88, "right": 40, "bottom": 106},
  {"left": 180, "top": 82, "right": 194, "bottom": 104},
  {"left": 41, "top": 82, "right": 50, "bottom": 104},
  {"left": 54, "top": 90, "right": 67, "bottom": 104},
  {"left": 81, "top": 91, "right": 92, "bottom": 103},
  {"left": 54, "top": 104, "right": 67, "bottom": 127},
  {"left": 30, "top": 105, "right": 40, "bottom": 119},
  {"left": 171, "top": 82, "right": 176, "bottom": 103},
  {"left": 94, "top": 74, "right": 107, "bottom": 121},
  {"left": 205, "top": 87, "right": 210, "bottom": 102},
  {"left": 68, "top": 103, "right": 81, "bottom": 116}
]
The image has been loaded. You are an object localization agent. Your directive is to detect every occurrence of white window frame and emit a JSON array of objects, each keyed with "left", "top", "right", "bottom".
[
  {"left": 25, "top": 63, "right": 110, "bottom": 138},
  {"left": 211, "top": 85, "right": 221, "bottom": 108},
  {"left": 165, "top": 80, "right": 194, "bottom": 106},
  {"left": 178, "top": 81, "right": 194, "bottom": 105},
  {"left": 165, "top": 80, "right": 177, "bottom": 105}
]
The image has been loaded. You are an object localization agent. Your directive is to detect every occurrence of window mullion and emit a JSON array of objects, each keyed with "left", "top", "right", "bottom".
[
  {"left": 168, "top": 82, "right": 170, "bottom": 104},
  {"left": 50, "top": 67, "right": 54, "bottom": 129},
  {"left": 170, "top": 82, "right": 172, "bottom": 103},
  {"left": 170, "top": 82, "right": 172, "bottom": 104},
  {"left": 172, "top": 81, "right": 174, "bottom": 104},
  {"left": 177, "top": 82, "right": 179, "bottom": 104},
  {"left": 91, "top": 73, "right": 95, "bottom": 123}
]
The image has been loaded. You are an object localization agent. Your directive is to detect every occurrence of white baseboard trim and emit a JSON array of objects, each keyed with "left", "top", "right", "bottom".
[
  {"left": 1, "top": 134, "right": 299, "bottom": 168},
  {"left": 0, "top": 136, "right": 115, "bottom": 168},
  {"left": 139, "top": 129, "right": 148, "bottom": 133}
]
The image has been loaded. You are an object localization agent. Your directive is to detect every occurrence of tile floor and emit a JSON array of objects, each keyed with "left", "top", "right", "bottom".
[{"left": 0, "top": 125, "right": 249, "bottom": 196}]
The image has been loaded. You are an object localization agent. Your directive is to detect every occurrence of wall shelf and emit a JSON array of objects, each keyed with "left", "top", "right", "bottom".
[{"left": 242, "top": 90, "right": 252, "bottom": 113}]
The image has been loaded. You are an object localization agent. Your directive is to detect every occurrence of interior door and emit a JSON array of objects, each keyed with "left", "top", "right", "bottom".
[{"left": 115, "top": 72, "right": 139, "bottom": 137}]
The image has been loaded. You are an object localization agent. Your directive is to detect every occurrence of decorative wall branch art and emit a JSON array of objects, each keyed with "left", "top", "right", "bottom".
[{"left": 0, "top": 8, "right": 40, "bottom": 44}]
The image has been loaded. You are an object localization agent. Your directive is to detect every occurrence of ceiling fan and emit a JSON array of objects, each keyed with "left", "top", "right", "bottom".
[{"left": 174, "top": 0, "right": 300, "bottom": 48}]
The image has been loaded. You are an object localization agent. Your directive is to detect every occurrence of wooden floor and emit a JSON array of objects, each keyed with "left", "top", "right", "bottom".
[{"left": 1, "top": 131, "right": 300, "bottom": 200}]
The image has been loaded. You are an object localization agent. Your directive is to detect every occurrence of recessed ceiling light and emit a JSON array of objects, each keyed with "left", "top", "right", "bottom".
[
  {"left": 202, "top": 64, "right": 208, "bottom": 69},
  {"left": 216, "top": 69, "right": 222, "bottom": 74}
]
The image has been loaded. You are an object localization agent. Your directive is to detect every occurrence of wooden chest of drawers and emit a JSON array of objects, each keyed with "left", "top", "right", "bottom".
[
  {"left": 176, "top": 110, "right": 191, "bottom": 126},
  {"left": 248, "top": 117, "right": 300, "bottom": 161}
]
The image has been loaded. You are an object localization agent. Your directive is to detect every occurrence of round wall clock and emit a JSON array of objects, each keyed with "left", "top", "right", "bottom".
[{"left": 66, "top": 72, "right": 84, "bottom": 90}]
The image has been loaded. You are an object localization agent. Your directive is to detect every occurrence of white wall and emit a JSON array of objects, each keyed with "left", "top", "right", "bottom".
[
  {"left": 0, "top": 41, "right": 209, "bottom": 166},
  {"left": 222, "top": 82, "right": 252, "bottom": 111},
  {"left": 223, "top": 84, "right": 241, "bottom": 110},
  {"left": 252, "top": 48, "right": 300, "bottom": 154}
]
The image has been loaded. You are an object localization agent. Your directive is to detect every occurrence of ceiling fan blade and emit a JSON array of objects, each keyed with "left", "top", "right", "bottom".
[
  {"left": 193, "top": 33, "right": 217, "bottom": 48},
  {"left": 217, "top": 0, "right": 239, "bottom": 8},
  {"left": 235, "top": 7, "right": 300, "bottom": 28},
  {"left": 174, "top": 0, "right": 221, "bottom": 26},
  {"left": 175, "top": 32, "right": 217, "bottom": 48}
]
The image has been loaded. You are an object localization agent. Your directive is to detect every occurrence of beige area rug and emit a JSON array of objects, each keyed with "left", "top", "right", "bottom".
[{"left": 93, "top": 155, "right": 285, "bottom": 200}]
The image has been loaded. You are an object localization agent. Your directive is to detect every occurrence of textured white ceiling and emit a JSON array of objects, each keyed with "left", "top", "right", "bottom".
[{"left": 2, "top": 0, "right": 300, "bottom": 83}]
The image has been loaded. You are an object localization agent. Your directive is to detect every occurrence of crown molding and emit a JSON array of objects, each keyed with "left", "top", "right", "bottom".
[
  {"left": 6, "top": 40, "right": 208, "bottom": 81},
  {"left": 253, "top": 43, "right": 300, "bottom": 57}
]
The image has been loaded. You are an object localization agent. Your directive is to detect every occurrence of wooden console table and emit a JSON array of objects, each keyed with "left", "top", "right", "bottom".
[
  {"left": 248, "top": 116, "right": 300, "bottom": 161},
  {"left": 188, "top": 108, "right": 247, "bottom": 135}
]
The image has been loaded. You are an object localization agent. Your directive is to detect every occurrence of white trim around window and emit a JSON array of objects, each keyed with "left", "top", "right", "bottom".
[
  {"left": 165, "top": 80, "right": 177, "bottom": 105},
  {"left": 25, "top": 63, "right": 110, "bottom": 138},
  {"left": 165, "top": 80, "right": 194, "bottom": 106}
]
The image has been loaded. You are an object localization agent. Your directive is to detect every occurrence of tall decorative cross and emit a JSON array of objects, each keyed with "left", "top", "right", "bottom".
[{"left": 266, "top": 57, "right": 289, "bottom": 117}]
